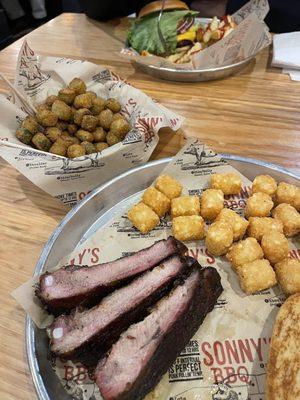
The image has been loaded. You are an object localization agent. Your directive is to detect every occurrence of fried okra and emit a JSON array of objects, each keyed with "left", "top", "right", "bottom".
[
  {"left": 127, "top": 202, "right": 160, "bottom": 234},
  {"left": 105, "top": 98, "right": 121, "bottom": 113},
  {"left": 142, "top": 187, "right": 170, "bottom": 217},
  {"left": 237, "top": 259, "right": 277, "bottom": 294},
  {"left": 252, "top": 175, "right": 277, "bottom": 196},
  {"left": 244, "top": 192, "right": 274, "bottom": 218},
  {"left": 49, "top": 141, "right": 67, "bottom": 156},
  {"left": 36, "top": 109, "right": 58, "bottom": 127},
  {"left": 274, "top": 258, "right": 300, "bottom": 295},
  {"left": 247, "top": 217, "right": 283, "bottom": 242},
  {"left": 68, "top": 77, "right": 86, "bottom": 95},
  {"left": 81, "top": 115, "right": 98, "bottom": 132},
  {"left": 261, "top": 231, "right": 289, "bottom": 265},
  {"left": 74, "top": 93, "right": 93, "bottom": 109},
  {"left": 75, "top": 129, "right": 94, "bottom": 142},
  {"left": 90, "top": 98, "right": 106, "bottom": 115},
  {"left": 21, "top": 115, "right": 39, "bottom": 134},
  {"left": 32, "top": 132, "right": 51, "bottom": 151},
  {"left": 110, "top": 118, "right": 131, "bottom": 139},
  {"left": 67, "top": 144, "right": 86, "bottom": 158},
  {"left": 205, "top": 220, "right": 233, "bottom": 256},
  {"left": 95, "top": 142, "right": 109, "bottom": 152},
  {"left": 276, "top": 182, "right": 300, "bottom": 211},
  {"left": 226, "top": 237, "right": 264, "bottom": 271},
  {"left": 98, "top": 109, "right": 114, "bottom": 130},
  {"left": 81, "top": 141, "right": 96, "bottom": 155},
  {"left": 58, "top": 134, "right": 80, "bottom": 147},
  {"left": 51, "top": 100, "right": 72, "bottom": 121},
  {"left": 201, "top": 189, "right": 224, "bottom": 221},
  {"left": 215, "top": 208, "right": 248, "bottom": 241},
  {"left": 73, "top": 108, "right": 91, "bottom": 125},
  {"left": 93, "top": 127, "right": 106, "bottom": 142},
  {"left": 106, "top": 132, "right": 121, "bottom": 146},
  {"left": 45, "top": 95, "right": 58, "bottom": 107},
  {"left": 172, "top": 215, "right": 205, "bottom": 242},
  {"left": 45, "top": 127, "right": 62, "bottom": 142},
  {"left": 67, "top": 123, "right": 78, "bottom": 135},
  {"left": 210, "top": 172, "right": 242, "bottom": 195},
  {"left": 58, "top": 88, "right": 76, "bottom": 105},
  {"left": 155, "top": 175, "right": 182, "bottom": 199},
  {"left": 171, "top": 196, "right": 200, "bottom": 218},
  {"left": 272, "top": 203, "right": 300, "bottom": 237},
  {"left": 16, "top": 127, "right": 33, "bottom": 145}
]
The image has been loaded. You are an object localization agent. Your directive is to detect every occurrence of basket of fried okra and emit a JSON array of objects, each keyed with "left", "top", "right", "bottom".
[{"left": 15, "top": 78, "right": 131, "bottom": 158}]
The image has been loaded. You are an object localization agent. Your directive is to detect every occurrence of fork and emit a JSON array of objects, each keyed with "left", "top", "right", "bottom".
[{"left": 157, "top": 0, "right": 171, "bottom": 56}]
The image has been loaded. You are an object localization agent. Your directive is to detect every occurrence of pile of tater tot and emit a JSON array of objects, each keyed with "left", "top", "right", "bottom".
[
  {"left": 15, "top": 78, "right": 131, "bottom": 158},
  {"left": 128, "top": 171, "right": 300, "bottom": 296}
]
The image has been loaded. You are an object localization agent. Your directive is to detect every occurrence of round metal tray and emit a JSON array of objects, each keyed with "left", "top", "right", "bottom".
[
  {"left": 26, "top": 155, "right": 299, "bottom": 400},
  {"left": 133, "top": 56, "right": 254, "bottom": 82}
]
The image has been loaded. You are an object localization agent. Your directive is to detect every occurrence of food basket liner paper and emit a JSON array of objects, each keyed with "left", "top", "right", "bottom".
[
  {"left": 0, "top": 41, "right": 184, "bottom": 207},
  {"left": 12, "top": 138, "right": 300, "bottom": 400},
  {"left": 121, "top": 0, "right": 272, "bottom": 70}
]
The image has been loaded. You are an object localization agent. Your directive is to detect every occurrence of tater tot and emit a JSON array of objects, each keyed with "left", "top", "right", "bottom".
[
  {"left": 155, "top": 175, "right": 182, "bottom": 200},
  {"left": 142, "top": 187, "right": 170, "bottom": 217},
  {"left": 171, "top": 196, "right": 200, "bottom": 218},
  {"left": 205, "top": 221, "right": 233, "bottom": 256},
  {"left": 237, "top": 259, "right": 277, "bottom": 294},
  {"left": 261, "top": 231, "right": 289, "bottom": 265},
  {"left": 272, "top": 203, "right": 300, "bottom": 237},
  {"left": 252, "top": 175, "right": 277, "bottom": 196},
  {"left": 210, "top": 173, "right": 242, "bottom": 195},
  {"left": 215, "top": 208, "right": 248, "bottom": 241},
  {"left": 244, "top": 192, "right": 274, "bottom": 218},
  {"left": 127, "top": 202, "right": 159, "bottom": 234},
  {"left": 226, "top": 237, "right": 264, "bottom": 271},
  {"left": 247, "top": 217, "right": 283, "bottom": 242},
  {"left": 172, "top": 215, "right": 205, "bottom": 242},
  {"left": 200, "top": 189, "right": 224, "bottom": 221},
  {"left": 276, "top": 182, "right": 300, "bottom": 211},
  {"left": 274, "top": 258, "right": 300, "bottom": 295}
]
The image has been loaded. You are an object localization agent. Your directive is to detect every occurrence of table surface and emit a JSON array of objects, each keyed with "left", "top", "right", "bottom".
[{"left": 0, "top": 13, "right": 300, "bottom": 400}]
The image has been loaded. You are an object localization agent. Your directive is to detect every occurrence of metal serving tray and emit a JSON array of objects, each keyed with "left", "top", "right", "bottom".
[
  {"left": 133, "top": 56, "right": 254, "bottom": 83},
  {"left": 26, "top": 155, "right": 299, "bottom": 400}
]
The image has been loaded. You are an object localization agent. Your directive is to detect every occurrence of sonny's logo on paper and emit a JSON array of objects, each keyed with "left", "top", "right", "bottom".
[{"left": 180, "top": 142, "right": 227, "bottom": 173}]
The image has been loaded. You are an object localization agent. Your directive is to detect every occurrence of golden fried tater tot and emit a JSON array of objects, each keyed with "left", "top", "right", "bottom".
[
  {"left": 172, "top": 215, "right": 205, "bottom": 242},
  {"left": 200, "top": 189, "right": 224, "bottom": 221},
  {"left": 244, "top": 192, "right": 274, "bottom": 218},
  {"left": 210, "top": 173, "right": 242, "bottom": 195},
  {"left": 215, "top": 208, "right": 248, "bottom": 241},
  {"left": 142, "top": 187, "right": 170, "bottom": 217},
  {"left": 127, "top": 202, "right": 159, "bottom": 234},
  {"left": 226, "top": 237, "right": 264, "bottom": 271},
  {"left": 171, "top": 196, "right": 200, "bottom": 218},
  {"left": 237, "top": 259, "right": 277, "bottom": 294},
  {"left": 261, "top": 231, "right": 289, "bottom": 265},
  {"left": 205, "top": 220, "right": 233, "bottom": 256},
  {"left": 274, "top": 258, "right": 300, "bottom": 295},
  {"left": 155, "top": 175, "right": 182, "bottom": 200},
  {"left": 252, "top": 175, "right": 277, "bottom": 196}
]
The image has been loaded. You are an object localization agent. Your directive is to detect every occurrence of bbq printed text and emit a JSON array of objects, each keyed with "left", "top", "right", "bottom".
[{"left": 201, "top": 337, "right": 270, "bottom": 384}]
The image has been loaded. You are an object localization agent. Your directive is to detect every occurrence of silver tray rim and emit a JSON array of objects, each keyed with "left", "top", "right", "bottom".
[
  {"left": 134, "top": 55, "right": 254, "bottom": 75},
  {"left": 25, "top": 154, "right": 300, "bottom": 400}
]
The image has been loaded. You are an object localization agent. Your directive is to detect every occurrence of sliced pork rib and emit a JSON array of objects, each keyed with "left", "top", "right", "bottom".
[
  {"left": 50, "top": 254, "right": 194, "bottom": 365},
  {"left": 37, "top": 236, "right": 187, "bottom": 314},
  {"left": 95, "top": 267, "right": 223, "bottom": 400}
]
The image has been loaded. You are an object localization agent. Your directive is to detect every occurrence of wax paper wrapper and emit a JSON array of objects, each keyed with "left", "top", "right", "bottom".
[
  {"left": 121, "top": 0, "right": 272, "bottom": 70},
  {"left": 12, "top": 138, "right": 300, "bottom": 400},
  {"left": 0, "top": 41, "right": 184, "bottom": 207}
]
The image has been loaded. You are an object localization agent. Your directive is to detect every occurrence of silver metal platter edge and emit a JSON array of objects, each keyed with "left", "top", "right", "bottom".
[
  {"left": 133, "top": 56, "right": 254, "bottom": 82},
  {"left": 26, "top": 155, "right": 299, "bottom": 400}
]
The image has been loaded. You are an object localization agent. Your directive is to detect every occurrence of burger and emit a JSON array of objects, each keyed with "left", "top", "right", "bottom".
[{"left": 127, "top": 0, "right": 236, "bottom": 64}]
